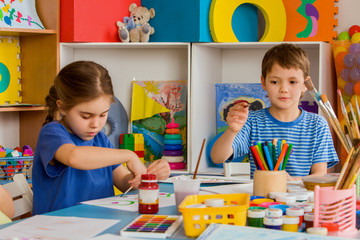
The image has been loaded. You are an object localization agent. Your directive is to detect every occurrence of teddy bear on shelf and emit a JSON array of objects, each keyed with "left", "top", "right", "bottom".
[{"left": 116, "top": 3, "right": 155, "bottom": 43}]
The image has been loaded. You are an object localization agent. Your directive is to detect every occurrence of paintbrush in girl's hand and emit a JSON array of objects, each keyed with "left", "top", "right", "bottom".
[{"left": 120, "top": 186, "right": 133, "bottom": 198}]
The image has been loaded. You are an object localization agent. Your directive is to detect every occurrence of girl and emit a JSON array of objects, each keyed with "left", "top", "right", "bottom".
[{"left": 32, "top": 61, "right": 170, "bottom": 215}]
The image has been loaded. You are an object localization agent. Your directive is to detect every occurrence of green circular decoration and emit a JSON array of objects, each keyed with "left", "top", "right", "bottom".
[{"left": 0, "top": 62, "right": 10, "bottom": 94}]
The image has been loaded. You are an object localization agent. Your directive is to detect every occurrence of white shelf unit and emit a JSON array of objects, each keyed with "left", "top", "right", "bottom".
[
  {"left": 60, "top": 42, "right": 191, "bottom": 173},
  {"left": 59, "top": 42, "right": 335, "bottom": 176},
  {"left": 190, "top": 42, "right": 335, "bottom": 175}
]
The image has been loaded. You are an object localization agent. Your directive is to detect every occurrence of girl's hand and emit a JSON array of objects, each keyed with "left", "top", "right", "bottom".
[
  {"left": 147, "top": 159, "right": 171, "bottom": 180},
  {"left": 226, "top": 101, "right": 249, "bottom": 133},
  {"left": 126, "top": 154, "right": 147, "bottom": 187}
]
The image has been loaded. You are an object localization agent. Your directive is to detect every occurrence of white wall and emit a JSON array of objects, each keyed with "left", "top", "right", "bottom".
[{"left": 335, "top": 0, "right": 360, "bottom": 33}]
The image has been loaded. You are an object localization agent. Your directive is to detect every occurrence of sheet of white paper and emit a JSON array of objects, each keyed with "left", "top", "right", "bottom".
[
  {"left": 81, "top": 192, "right": 175, "bottom": 212},
  {"left": 201, "top": 183, "right": 253, "bottom": 195},
  {"left": 90, "top": 233, "right": 139, "bottom": 240},
  {"left": 0, "top": 215, "right": 120, "bottom": 240}
]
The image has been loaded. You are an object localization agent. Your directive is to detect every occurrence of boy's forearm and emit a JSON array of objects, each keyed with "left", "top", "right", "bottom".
[{"left": 211, "top": 129, "right": 238, "bottom": 164}]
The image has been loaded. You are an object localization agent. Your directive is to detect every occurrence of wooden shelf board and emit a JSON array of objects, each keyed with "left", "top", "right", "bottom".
[
  {"left": 0, "top": 105, "right": 47, "bottom": 112},
  {"left": 0, "top": 28, "right": 56, "bottom": 36}
]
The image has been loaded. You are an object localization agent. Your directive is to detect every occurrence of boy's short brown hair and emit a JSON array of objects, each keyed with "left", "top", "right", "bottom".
[{"left": 261, "top": 43, "right": 310, "bottom": 80}]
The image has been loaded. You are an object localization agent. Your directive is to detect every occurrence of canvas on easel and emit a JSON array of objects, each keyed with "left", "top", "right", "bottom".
[
  {"left": 215, "top": 83, "right": 270, "bottom": 134},
  {"left": 0, "top": 37, "right": 22, "bottom": 104},
  {"left": 131, "top": 80, "right": 187, "bottom": 163}
]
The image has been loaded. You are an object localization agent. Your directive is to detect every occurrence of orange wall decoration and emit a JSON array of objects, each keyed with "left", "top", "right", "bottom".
[{"left": 282, "top": 0, "right": 338, "bottom": 42}]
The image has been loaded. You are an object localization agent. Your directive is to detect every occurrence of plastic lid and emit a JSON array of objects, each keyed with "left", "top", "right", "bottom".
[
  {"left": 293, "top": 193, "right": 309, "bottom": 201},
  {"left": 247, "top": 209, "right": 265, "bottom": 218},
  {"left": 141, "top": 174, "right": 157, "bottom": 180},
  {"left": 263, "top": 217, "right": 283, "bottom": 226},
  {"left": 268, "top": 204, "right": 290, "bottom": 215},
  {"left": 276, "top": 194, "right": 296, "bottom": 203},
  {"left": 269, "top": 192, "right": 287, "bottom": 199},
  {"left": 286, "top": 207, "right": 304, "bottom": 216},
  {"left": 307, "top": 227, "right": 328, "bottom": 235},
  {"left": 282, "top": 216, "right": 299, "bottom": 225},
  {"left": 302, "top": 174, "right": 338, "bottom": 183},
  {"left": 321, "top": 222, "right": 340, "bottom": 232},
  {"left": 259, "top": 202, "right": 281, "bottom": 208},
  {"left": 205, "top": 198, "right": 224, "bottom": 207},
  {"left": 304, "top": 212, "right": 314, "bottom": 221},
  {"left": 265, "top": 208, "right": 283, "bottom": 217},
  {"left": 249, "top": 206, "right": 267, "bottom": 211},
  {"left": 186, "top": 204, "right": 206, "bottom": 208}
]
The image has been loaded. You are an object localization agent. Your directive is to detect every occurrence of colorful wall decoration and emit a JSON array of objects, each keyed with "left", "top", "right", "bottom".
[
  {"left": 0, "top": 0, "right": 44, "bottom": 29},
  {"left": 282, "top": 0, "right": 338, "bottom": 42},
  {"left": 0, "top": 37, "right": 21, "bottom": 104}
]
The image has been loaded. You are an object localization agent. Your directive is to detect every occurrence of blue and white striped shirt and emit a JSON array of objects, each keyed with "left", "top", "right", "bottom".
[{"left": 232, "top": 107, "right": 339, "bottom": 178}]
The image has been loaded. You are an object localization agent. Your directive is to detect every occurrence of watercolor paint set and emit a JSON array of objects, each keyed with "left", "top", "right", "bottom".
[{"left": 120, "top": 214, "right": 183, "bottom": 238}]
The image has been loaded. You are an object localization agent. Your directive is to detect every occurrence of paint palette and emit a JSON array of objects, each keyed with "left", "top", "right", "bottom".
[{"left": 120, "top": 215, "right": 182, "bottom": 238}]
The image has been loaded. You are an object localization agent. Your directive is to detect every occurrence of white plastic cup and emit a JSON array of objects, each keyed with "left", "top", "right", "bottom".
[{"left": 173, "top": 178, "right": 201, "bottom": 214}]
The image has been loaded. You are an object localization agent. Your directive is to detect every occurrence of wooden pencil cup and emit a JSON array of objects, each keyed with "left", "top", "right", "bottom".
[{"left": 253, "top": 170, "right": 287, "bottom": 197}]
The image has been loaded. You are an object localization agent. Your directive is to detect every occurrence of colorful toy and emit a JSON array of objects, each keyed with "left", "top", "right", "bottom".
[
  {"left": 351, "top": 32, "right": 360, "bottom": 44},
  {"left": 142, "top": 0, "right": 258, "bottom": 42},
  {"left": 162, "top": 119, "right": 185, "bottom": 169},
  {"left": 120, "top": 133, "right": 145, "bottom": 163},
  {"left": 209, "top": 0, "right": 286, "bottom": 42},
  {"left": 349, "top": 25, "right": 360, "bottom": 37},
  {"left": 0, "top": 38, "right": 22, "bottom": 104},
  {"left": 338, "top": 31, "right": 351, "bottom": 41},
  {"left": 116, "top": 3, "right": 155, "bottom": 42}
]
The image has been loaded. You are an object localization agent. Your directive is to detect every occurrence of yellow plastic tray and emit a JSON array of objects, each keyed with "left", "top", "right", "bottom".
[{"left": 178, "top": 193, "right": 250, "bottom": 237}]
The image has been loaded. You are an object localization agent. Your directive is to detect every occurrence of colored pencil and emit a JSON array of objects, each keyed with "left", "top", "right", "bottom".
[
  {"left": 250, "top": 146, "right": 265, "bottom": 170},
  {"left": 255, "top": 145, "right": 269, "bottom": 170},
  {"left": 274, "top": 143, "right": 288, "bottom": 171},
  {"left": 263, "top": 145, "right": 274, "bottom": 170},
  {"left": 249, "top": 146, "right": 260, "bottom": 170},
  {"left": 271, "top": 144, "right": 277, "bottom": 168},
  {"left": 281, "top": 143, "right": 293, "bottom": 170}
]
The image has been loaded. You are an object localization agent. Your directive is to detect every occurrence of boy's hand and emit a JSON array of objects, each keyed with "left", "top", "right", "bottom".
[
  {"left": 226, "top": 101, "right": 249, "bottom": 133},
  {"left": 126, "top": 154, "right": 147, "bottom": 187},
  {"left": 147, "top": 159, "right": 171, "bottom": 180}
]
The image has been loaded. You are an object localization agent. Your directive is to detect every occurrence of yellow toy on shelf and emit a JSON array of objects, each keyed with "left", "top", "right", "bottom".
[
  {"left": 209, "top": 0, "right": 286, "bottom": 42},
  {"left": 0, "top": 37, "right": 21, "bottom": 104}
]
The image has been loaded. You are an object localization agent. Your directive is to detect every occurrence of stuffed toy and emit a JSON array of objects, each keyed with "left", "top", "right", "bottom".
[{"left": 116, "top": 3, "right": 155, "bottom": 42}]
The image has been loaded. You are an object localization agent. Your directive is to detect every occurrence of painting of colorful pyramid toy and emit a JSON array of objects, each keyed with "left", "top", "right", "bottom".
[{"left": 161, "top": 119, "right": 186, "bottom": 170}]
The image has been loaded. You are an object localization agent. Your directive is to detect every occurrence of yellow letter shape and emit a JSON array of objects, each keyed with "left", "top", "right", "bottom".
[{"left": 209, "top": 0, "right": 286, "bottom": 42}]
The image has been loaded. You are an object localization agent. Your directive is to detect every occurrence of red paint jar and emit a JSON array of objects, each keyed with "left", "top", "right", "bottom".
[{"left": 138, "top": 174, "right": 159, "bottom": 214}]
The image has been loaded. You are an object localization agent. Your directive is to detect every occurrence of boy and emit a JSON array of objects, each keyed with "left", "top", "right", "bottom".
[{"left": 211, "top": 43, "right": 338, "bottom": 181}]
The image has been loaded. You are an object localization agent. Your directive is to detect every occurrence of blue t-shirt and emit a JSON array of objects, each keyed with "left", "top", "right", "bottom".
[
  {"left": 232, "top": 108, "right": 339, "bottom": 178},
  {"left": 32, "top": 121, "right": 120, "bottom": 215}
]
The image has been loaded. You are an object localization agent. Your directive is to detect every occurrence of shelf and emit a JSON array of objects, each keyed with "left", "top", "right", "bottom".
[
  {"left": 0, "top": 28, "right": 57, "bottom": 36},
  {"left": 0, "top": 105, "right": 46, "bottom": 112}
]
